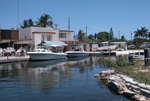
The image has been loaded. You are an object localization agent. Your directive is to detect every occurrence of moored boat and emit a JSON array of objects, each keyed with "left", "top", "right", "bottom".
[
  {"left": 65, "top": 44, "right": 89, "bottom": 57},
  {"left": 27, "top": 48, "right": 67, "bottom": 60}
]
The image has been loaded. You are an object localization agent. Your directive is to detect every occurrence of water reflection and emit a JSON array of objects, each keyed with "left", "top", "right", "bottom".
[{"left": 0, "top": 56, "right": 129, "bottom": 101}]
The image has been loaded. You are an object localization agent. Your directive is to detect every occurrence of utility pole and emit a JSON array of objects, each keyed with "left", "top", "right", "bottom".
[
  {"left": 54, "top": 23, "right": 59, "bottom": 29},
  {"left": 86, "top": 26, "right": 87, "bottom": 38},
  {"left": 131, "top": 31, "right": 132, "bottom": 41},
  {"left": 68, "top": 16, "right": 70, "bottom": 31},
  {"left": 17, "top": 0, "right": 19, "bottom": 29},
  {"left": 119, "top": 31, "right": 120, "bottom": 40}
]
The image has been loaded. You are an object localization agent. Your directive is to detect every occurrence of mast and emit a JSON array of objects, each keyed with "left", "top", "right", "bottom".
[
  {"left": 17, "top": 0, "right": 19, "bottom": 29},
  {"left": 68, "top": 17, "right": 70, "bottom": 31}
]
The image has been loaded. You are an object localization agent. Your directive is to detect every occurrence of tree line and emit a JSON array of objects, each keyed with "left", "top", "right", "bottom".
[
  {"left": 76, "top": 26, "right": 150, "bottom": 46},
  {"left": 21, "top": 14, "right": 150, "bottom": 46},
  {"left": 76, "top": 27, "right": 126, "bottom": 42}
]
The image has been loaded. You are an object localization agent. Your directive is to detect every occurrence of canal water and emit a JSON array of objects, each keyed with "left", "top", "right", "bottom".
[{"left": 0, "top": 56, "right": 130, "bottom": 101}]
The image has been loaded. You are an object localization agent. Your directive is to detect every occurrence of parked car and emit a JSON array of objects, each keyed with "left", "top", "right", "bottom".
[
  {"left": 128, "top": 45, "right": 136, "bottom": 49},
  {"left": 138, "top": 45, "right": 147, "bottom": 49}
]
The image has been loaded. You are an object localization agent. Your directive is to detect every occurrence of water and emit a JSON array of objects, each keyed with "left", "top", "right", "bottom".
[{"left": 0, "top": 56, "right": 130, "bottom": 101}]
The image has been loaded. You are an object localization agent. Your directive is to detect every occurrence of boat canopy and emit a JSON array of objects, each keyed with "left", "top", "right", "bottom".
[{"left": 38, "top": 41, "right": 67, "bottom": 47}]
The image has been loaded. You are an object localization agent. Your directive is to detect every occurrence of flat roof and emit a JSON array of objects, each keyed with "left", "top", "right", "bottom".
[
  {"left": 59, "top": 30, "right": 74, "bottom": 32},
  {"left": 0, "top": 29, "right": 19, "bottom": 31}
]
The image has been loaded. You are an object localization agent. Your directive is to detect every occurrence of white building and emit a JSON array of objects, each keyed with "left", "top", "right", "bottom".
[{"left": 14, "top": 27, "right": 74, "bottom": 51}]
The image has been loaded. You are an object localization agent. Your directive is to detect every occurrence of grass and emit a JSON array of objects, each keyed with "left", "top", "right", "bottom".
[
  {"left": 98, "top": 57, "right": 150, "bottom": 85},
  {"left": 127, "top": 48, "right": 144, "bottom": 50}
]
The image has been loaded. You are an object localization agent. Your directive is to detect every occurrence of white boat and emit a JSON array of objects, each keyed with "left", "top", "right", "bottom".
[
  {"left": 27, "top": 49, "right": 67, "bottom": 60},
  {"left": 65, "top": 51, "right": 89, "bottom": 57},
  {"left": 65, "top": 44, "right": 89, "bottom": 57},
  {"left": 97, "top": 45, "right": 117, "bottom": 51}
]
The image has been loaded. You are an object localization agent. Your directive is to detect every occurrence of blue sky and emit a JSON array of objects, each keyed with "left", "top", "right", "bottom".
[{"left": 0, "top": 0, "right": 150, "bottom": 40}]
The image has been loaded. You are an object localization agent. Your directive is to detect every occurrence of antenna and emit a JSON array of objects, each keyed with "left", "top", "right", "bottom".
[
  {"left": 119, "top": 31, "right": 120, "bottom": 40},
  {"left": 17, "top": 0, "right": 19, "bottom": 29},
  {"left": 86, "top": 26, "right": 87, "bottom": 38},
  {"left": 68, "top": 17, "right": 70, "bottom": 30},
  {"left": 54, "top": 23, "right": 59, "bottom": 29}
]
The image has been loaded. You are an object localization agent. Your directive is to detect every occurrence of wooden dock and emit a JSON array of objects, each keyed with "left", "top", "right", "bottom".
[{"left": 0, "top": 55, "right": 30, "bottom": 63}]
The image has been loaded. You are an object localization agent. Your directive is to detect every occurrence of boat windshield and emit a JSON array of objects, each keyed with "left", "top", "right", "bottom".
[{"left": 34, "top": 50, "right": 41, "bottom": 52}]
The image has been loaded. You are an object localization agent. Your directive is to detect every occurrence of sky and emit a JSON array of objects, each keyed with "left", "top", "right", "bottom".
[{"left": 0, "top": 0, "right": 150, "bottom": 40}]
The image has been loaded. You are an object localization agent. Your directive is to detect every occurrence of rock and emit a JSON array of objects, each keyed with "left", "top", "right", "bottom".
[
  {"left": 94, "top": 74, "right": 100, "bottom": 78},
  {"left": 97, "top": 69, "right": 150, "bottom": 100},
  {"left": 134, "top": 94, "right": 150, "bottom": 101},
  {"left": 123, "top": 90, "right": 136, "bottom": 99}
]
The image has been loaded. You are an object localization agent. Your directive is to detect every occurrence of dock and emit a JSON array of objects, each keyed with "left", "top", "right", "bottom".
[
  {"left": 115, "top": 50, "right": 144, "bottom": 56},
  {"left": 0, "top": 55, "right": 30, "bottom": 63}
]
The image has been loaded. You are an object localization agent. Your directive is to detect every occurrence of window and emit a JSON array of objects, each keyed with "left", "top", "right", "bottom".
[
  {"left": 41, "top": 35, "right": 44, "bottom": 41},
  {"left": 59, "top": 33, "right": 66, "bottom": 38},
  {"left": 1, "top": 30, "right": 11, "bottom": 39},
  {"left": 47, "top": 36, "right": 51, "bottom": 41}
]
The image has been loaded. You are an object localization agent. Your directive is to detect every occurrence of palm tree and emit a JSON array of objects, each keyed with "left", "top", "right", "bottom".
[
  {"left": 28, "top": 18, "right": 34, "bottom": 26},
  {"left": 20, "top": 18, "right": 34, "bottom": 28},
  {"left": 35, "top": 14, "right": 53, "bottom": 28},
  {"left": 134, "top": 27, "right": 149, "bottom": 39},
  {"left": 20, "top": 20, "right": 28, "bottom": 28}
]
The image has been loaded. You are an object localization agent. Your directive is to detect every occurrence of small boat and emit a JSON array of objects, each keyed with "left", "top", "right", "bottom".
[
  {"left": 16, "top": 47, "right": 26, "bottom": 56},
  {"left": 128, "top": 51, "right": 144, "bottom": 60},
  {"left": 65, "top": 51, "right": 89, "bottom": 57},
  {"left": 0, "top": 48, "right": 4, "bottom": 56},
  {"left": 27, "top": 48, "right": 67, "bottom": 60},
  {"left": 65, "top": 44, "right": 89, "bottom": 57}
]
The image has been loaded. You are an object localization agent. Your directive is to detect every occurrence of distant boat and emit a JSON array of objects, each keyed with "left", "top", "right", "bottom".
[
  {"left": 27, "top": 49, "right": 67, "bottom": 60},
  {"left": 97, "top": 45, "right": 117, "bottom": 51},
  {"left": 65, "top": 44, "right": 89, "bottom": 57}
]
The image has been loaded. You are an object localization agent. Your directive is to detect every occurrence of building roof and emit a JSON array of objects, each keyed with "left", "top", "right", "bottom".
[{"left": 59, "top": 30, "right": 74, "bottom": 32}]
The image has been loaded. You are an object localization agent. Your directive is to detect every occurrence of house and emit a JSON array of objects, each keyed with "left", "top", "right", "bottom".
[
  {"left": 0, "top": 29, "right": 19, "bottom": 48},
  {"left": 14, "top": 27, "right": 74, "bottom": 51}
]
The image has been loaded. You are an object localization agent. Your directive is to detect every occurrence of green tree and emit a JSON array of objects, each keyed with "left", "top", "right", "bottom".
[
  {"left": 36, "top": 14, "right": 53, "bottom": 27},
  {"left": 134, "top": 27, "right": 149, "bottom": 39},
  {"left": 88, "top": 34, "right": 94, "bottom": 40},
  {"left": 121, "top": 35, "right": 126, "bottom": 41},
  {"left": 97, "top": 31, "right": 110, "bottom": 42},
  {"left": 77, "top": 30, "right": 86, "bottom": 41},
  {"left": 20, "top": 18, "right": 34, "bottom": 28},
  {"left": 109, "top": 27, "right": 114, "bottom": 40}
]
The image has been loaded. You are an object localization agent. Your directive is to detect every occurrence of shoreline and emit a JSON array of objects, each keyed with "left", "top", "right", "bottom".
[{"left": 94, "top": 69, "right": 150, "bottom": 101}]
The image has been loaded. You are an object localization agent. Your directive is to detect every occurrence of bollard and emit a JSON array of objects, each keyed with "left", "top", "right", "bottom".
[{"left": 144, "top": 48, "right": 150, "bottom": 67}]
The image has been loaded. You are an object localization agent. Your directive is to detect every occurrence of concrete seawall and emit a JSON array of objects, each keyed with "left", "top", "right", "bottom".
[{"left": 0, "top": 56, "right": 30, "bottom": 63}]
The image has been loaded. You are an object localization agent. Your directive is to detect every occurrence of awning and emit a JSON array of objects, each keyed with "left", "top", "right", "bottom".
[
  {"left": 70, "top": 44, "right": 85, "bottom": 46},
  {"left": 38, "top": 41, "right": 67, "bottom": 47}
]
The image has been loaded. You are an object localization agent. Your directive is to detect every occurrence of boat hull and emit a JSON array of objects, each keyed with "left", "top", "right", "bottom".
[
  {"left": 65, "top": 51, "right": 89, "bottom": 57},
  {"left": 27, "top": 53, "right": 67, "bottom": 60}
]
